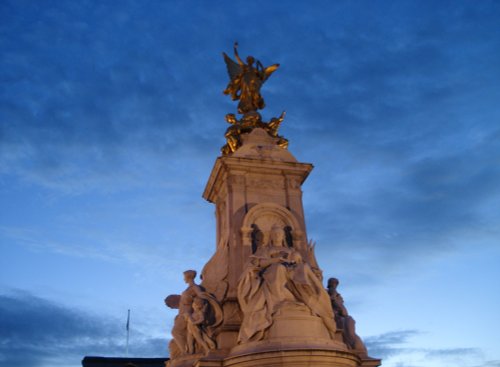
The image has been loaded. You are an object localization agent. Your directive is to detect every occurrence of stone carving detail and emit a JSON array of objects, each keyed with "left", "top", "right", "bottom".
[
  {"left": 250, "top": 224, "right": 264, "bottom": 254},
  {"left": 305, "top": 239, "right": 323, "bottom": 281},
  {"left": 217, "top": 200, "right": 227, "bottom": 248},
  {"left": 237, "top": 225, "right": 336, "bottom": 343},
  {"left": 287, "top": 177, "right": 301, "bottom": 190},
  {"left": 165, "top": 270, "right": 223, "bottom": 358},
  {"left": 246, "top": 176, "right": 285, "bottom": 191},
  {"left": 201, "top": 238, "right": 229, "bottom": 302},
  {"left": 327, "top": 277, "right": 368, "bottom": 357},
  {"left": 229, "top": 174, "right": 246, "bottom": 185},
  {"left": 241, "top": 203, "right": 301, "bottom": 250}
]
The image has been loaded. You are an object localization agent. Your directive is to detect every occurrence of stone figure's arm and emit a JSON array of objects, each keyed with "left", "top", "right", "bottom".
[
  {"left": 257, "top": 255, "right": 284, "bottom": 268},
  {"left": 192, "top": 285, "right": 204, "bottom": 297},
  {"left": 336, "top": 295, "right": 349, "bottom": 316}
]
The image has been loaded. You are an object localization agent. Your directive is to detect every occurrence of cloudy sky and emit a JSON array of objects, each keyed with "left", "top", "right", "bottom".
[{"left": 1, "top": 1, "right": 499, "bottom": 366}]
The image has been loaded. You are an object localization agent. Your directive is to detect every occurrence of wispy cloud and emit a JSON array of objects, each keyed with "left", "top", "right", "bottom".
[
  {"left": 471, "top": 361, "right": 500, "bottom": 367},
  {"left": 365, "top": 330, "right": 483, "bottom": 367},
  {"left": 365, "top": 330, "right": 421, "bottom": 358}
]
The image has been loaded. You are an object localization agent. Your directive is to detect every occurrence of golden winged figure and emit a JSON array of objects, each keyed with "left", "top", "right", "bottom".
[{"left": 223, "top": 42, "right": 279, "bottom": 115}]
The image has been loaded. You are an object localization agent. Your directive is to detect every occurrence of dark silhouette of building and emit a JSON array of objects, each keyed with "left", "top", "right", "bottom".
[{"left": 82, "top": 356, "right": 168, "bottom": 367}]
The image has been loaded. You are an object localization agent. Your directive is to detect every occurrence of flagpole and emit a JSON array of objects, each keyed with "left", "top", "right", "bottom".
[{"left": 126, "top": 309, "right": 130, "bottom": 357}]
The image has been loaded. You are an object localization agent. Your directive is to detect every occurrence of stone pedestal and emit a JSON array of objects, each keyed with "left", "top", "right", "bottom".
[
  {"left": 166, "top": 128, "right": 381, "bottom": 367},
  {"left": 201, "top": 129, "right": 315, "bottom": 350}
]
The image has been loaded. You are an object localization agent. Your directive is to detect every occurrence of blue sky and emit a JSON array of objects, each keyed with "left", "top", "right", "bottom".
[{"left": 1, "top": 1, "right": 500, "bottom": 366}]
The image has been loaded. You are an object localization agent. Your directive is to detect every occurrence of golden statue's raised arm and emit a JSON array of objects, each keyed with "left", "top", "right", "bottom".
[{"left": 233, "top": 42, "right": 244, "bottom": 66}]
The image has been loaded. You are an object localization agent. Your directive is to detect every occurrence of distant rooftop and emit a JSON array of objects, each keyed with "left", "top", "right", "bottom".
[{"left": 82, "top": 356, "right": 168, "bottom": 367}]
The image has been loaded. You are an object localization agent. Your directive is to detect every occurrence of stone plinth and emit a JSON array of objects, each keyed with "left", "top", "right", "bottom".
[
  {"left": 196, "top": 349, "right": 361, "bottom": 367},
  {"left": 201, "top": 129, "right": 314, "bottom": 349},
  {"left": 166, "top": 128, "right": 381, "bottom": 367}
]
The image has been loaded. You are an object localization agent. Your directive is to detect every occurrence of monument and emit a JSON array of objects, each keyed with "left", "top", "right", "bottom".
[{"left": 164, "top": 43, "right": 381, "bottom": 367}]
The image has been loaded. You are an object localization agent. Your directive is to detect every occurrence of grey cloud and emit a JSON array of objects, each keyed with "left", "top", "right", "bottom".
[
  {"left": 305, "top": 128, "right": 500, "bottom": 285},
  {"left": 472, "top": 361, "right": 500, "bottom": 367},
  {"left": 0, "top": 290, "right": 166, "bottom": 367},
  {"left": 425, "top": 348, "right": 481, "bottom": 358},
  {"left": 2, "top": 0, "right": 499, "bottom": 196},
  {"left": 364, "top": 330, "right": 420, "bottom": 358},
  {"left": 1, "top": 1, "right": 228, "bottom": 192},
  {"left": 1, "top": 0, "right": 499, "bottom": 283}
]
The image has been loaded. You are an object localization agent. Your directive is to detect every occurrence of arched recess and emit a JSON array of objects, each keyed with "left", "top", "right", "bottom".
[{"left": 240, "top": 203, "right": 305, "bottom": 252}]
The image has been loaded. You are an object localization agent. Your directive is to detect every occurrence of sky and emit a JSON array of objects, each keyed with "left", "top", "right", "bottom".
[{"left": 1, "top": 1, "right": 500, "bottom": 366}]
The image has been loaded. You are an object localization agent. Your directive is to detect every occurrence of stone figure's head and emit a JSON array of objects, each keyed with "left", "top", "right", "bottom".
[
  {"left": 269, "top": 225, "right": 285, "bottom": 247},
  {"left": 327, "top": 277, "right": 339, "bottom": 290},
  {"left": 246, "top": 56, "right": 255, "bottom": 66},
  {"left": 183, "top": 270, "right": 197, "bottom": 284}
]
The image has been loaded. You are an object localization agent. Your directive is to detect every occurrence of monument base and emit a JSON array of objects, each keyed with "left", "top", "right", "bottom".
[
  {"left": 190, "top": 302, "right": 382, "bottom": 367},
  {"left": 195, "top": 349, "right": 368, "bottom": 367},
  {"left": 231, "top": 302, "right": 346, "bottom": 356},
  {"left": 224, "top": 349, "right": 361, "bottom": 367}
]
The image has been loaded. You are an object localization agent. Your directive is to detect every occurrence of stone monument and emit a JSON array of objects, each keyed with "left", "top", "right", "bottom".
[{"left": 164, "top": 43, "right": 381, "bottom": 367}]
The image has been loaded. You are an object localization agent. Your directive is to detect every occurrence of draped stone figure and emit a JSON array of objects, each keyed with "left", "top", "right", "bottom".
[{"left": 237, "top": 225, "right": 336, "bottom": 344}]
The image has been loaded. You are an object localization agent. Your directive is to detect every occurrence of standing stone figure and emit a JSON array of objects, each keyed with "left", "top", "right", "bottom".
[
  {"left": 165, "top": 270, "right": 222, "bottom": 358},
  {"left": 237, "top": 225, "right": 336, "bottom": 343},
  {"left": 327, "top": 277, "right": 368, "bottom": 357}
]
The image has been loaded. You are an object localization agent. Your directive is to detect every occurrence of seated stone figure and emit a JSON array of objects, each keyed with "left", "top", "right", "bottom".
[
  {"left": 237, "top": 225, "right": 336, "bottom": 343},
  {"left": 327, "top": 277, "right": 368, "bottom": 357}
]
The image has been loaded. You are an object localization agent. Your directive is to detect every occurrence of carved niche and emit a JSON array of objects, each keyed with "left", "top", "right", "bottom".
[{"left": 240, "top": 203, "right": 304, "bottom": 253}]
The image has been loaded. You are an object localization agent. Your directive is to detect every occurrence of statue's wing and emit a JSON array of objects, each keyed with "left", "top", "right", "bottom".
[
  {"left": 165, "top": 294, "right": 181, "bottom": 309},
  {"left": 223, "top": 52, "right": 242, "bottom": 81},
  {"left": 263, "top": 63, "right": 280, "bottom": 79}
]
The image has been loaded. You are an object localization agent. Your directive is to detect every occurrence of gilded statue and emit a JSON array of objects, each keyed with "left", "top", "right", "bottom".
[
  {"left": 164, "top": 270, "right": 223, "bottom": 358},
  {"left": 221, "top": 43, "right": 288, "bottom": 155},
  {"left": 220, "top": 111, "right": 289, "bottom": 155},
  {"left": 223, "top": 42, "right": 279, "bottom": 114}
]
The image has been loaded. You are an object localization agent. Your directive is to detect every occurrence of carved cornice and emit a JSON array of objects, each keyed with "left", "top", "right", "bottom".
[{"left": 203, "top": 156, "right": 313, "bottom": 203}]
